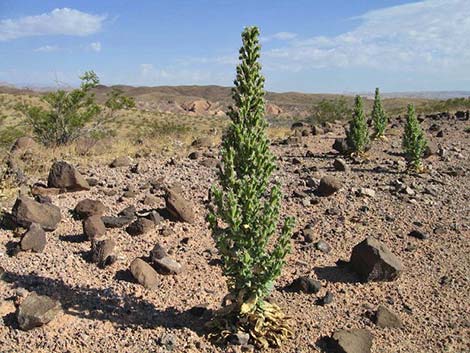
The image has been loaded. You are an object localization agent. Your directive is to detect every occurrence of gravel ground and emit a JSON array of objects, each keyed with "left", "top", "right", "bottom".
[{"left": 0, "top": 116, "right": 469, "bottom": 353}]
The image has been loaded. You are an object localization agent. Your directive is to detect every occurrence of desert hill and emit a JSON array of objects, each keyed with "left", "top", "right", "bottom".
[{"left": 2, "top": 84, "right": 468, "bottom": 119}]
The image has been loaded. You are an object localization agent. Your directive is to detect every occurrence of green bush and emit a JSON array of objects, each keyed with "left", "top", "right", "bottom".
[
  {"left": 403, "top": 104, "right": 427, "bottom": 172},
  {"left": 207, "top": 26, "right": 294, "bottom": 348},
  {"left": 346, "top": 95, "right": 370, "bottom": 154},
  {"left": 141, "top": 120, "right": 190, "bottom": 138},
  {"left": 17, "top": 72, "right": 134, "bottom": 146},
  {"left": 308, "top": 96, "right": 351, "bottom": 124},
  {"left": 371, "top": 87, "right": 388, "bottom": 138}
]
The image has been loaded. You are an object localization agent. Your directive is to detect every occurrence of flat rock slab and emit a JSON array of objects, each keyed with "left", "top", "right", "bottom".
[{"left": 17, "top": 293, "right": 62, "bottom": 330}]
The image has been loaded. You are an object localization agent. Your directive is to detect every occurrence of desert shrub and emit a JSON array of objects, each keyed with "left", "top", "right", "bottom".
[
  {"left": 371, "top": 87, "right": 388, "bottom": 138},
  {"left": 308, "top": 96, "right": 352, "bottom": 124},
  {"left": 207, "top": 26, "right": 294, "bottom": 348},
  {"left": 346, "top": 95, "right": 370, "bottom": 154},
  {"left": 418, "top": 97, "right": 470, "bottom": 114},
  {"left": 403, "top": 104, "right": 427, "bottom": 172},
  {"left": 142, "top": 120, "right": 190, "bottom": 138},
  {"left": 16, "top": 72, "right": 134, "bottom": 146}
]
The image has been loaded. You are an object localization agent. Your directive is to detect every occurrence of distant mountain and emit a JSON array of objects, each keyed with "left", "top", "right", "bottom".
[
  {"left": 1, "top": 84, "right": 468, "bottom": 118},
  {"left": 361, "top": 91, "right": 470, "bottom": 100}
]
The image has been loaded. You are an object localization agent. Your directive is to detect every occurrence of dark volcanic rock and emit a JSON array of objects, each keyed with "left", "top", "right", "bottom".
[
  {"left": 10, "top": 136, "right": 37, "bottom": 155},
  {"left": 17, "top": 293, "right": 62, "bottom": 330},
  {"left": 317, "top": 176, "right": 342, "bottom": 196},
  {"left": 164, "top": 189, "right": 196, "bottom": 223},
  {"left": 12, "top": 196, "right": 61, "bottom": 231},
  {"left": 153, "top": 257, "right": 184, "bottom": 275},
  {"left": 102, "top": 216, "right": 133, "bottom": 229},
  {"left": 109, "top": 156, "right": 132, "bottom": 168},
  {"left": 126, "top": 218, "right": 154, "bottom": 236},
  {"left": 423, "top": 140, "right": 438, "bottom": 158},
  {"left": 150, "top": 243, "right": 167, "bottom": 261},
  {"left": 74, "top": 199, "right": 106, "bottom": 219},
  {"left": 83, "top": 216, "right": 107, "bottom": 240},
  {"left": 408, "top": 229, "right": 429, "bottom": 240},
  {"left": 130, "top": 258, "right": 159, "bottom": 289},
  {"left": 374, "top": 305, "right": 403, "bottom": 328},
  {"left": 350, "top": 237, "right": 403, "bottom": 282},
  {"left": 47, "top": 161, "right": 90, "bottom": 192},
  {"left": 333, "top": 158, "right": 349, "bottom": 172},
  {"left": 91, "top": 238, "right": 116, "bottom": 268},
  {"left": 289, "top": 276, "right": 321, "bottom": 294},
  {"left": 329, "top": 328, "right": 373, "bottom": 353},
  {"left": 333, "top": 138, "right": 348, "bottom": 154}
]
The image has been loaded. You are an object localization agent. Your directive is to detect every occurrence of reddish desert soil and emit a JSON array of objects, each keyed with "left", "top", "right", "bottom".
[{"left": 0, "top": 116, "right": 469, "bottom": 353}]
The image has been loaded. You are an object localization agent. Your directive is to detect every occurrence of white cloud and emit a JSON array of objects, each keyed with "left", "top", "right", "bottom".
[
  {"left": 261, "top": 31, "right": 297, "bottom": 42},
  {"left": 0, "top": 8, "right": 106, "bottom": 41},
  {"left": 137, "top": 63, "right": 229, "bottom": 86},
  {"left": 263, "top": 0, "right": 470, "bottom": 76},
  {"left": 89, "top": 41, "right": 101, "bottom": 52},
  {"left": 34, "top": 45, "right": 59, "bottom": 52}
]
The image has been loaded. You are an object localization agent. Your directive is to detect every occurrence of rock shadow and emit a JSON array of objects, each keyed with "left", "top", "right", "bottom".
[
  {"left": 2, "top": 271, "right": 211, "bottom": 335},
  {"left": 350, "top": 167, "right": 399, "bottom": 175},
  {"left": 314, "top": 263, "right": 360, "bottom": 284},
  {"left": 58, "top": 233, "right": 88, "bottom": 243}
]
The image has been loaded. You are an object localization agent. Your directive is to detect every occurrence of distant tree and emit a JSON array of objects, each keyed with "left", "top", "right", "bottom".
[
  {"left": 207, "top": 26, "right": 294, "bottom": 349},
  {"left": 308, "top": 96, "right": 351, "bottom": 124},
  {"left": 371, "top": 87, "right": 388, "bottom": 139},
  {"left": 402, "top": 104, "right": 427, "bottom": 172},
  {"left": 346, "top": 95, "right": 370, "bottom": 154},
  {"left": 17, "top": 72, "right": 135, "bottom": 146}
]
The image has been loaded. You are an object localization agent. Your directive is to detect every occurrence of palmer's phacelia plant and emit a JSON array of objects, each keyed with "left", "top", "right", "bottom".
[
  {"left": 207, "top": 26, "right": 294, "bottom": 349},
  {"left": 372, "top": 87, "right": 388, "bottom": 139},
  {"left": 403, "top": 103, "right": 427, "bottom": 172},
  {"left": 346, "top": 95, "right": 370, "bottom": 155}
]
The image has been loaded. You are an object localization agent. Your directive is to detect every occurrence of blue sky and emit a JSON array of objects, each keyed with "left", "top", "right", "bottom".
[{"left": 0, "top": 0, "right": 469, "bottom": 93}]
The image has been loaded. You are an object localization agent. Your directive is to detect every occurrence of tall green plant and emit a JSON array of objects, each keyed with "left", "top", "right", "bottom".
[
  {"left": 403, "top": 104, "right": 427, "bottom": 172},
  {"left": 371, "top": 87, "right": 388, "bottom": 138},
  {"left": 346, "top": 95, "right": 370, "bottom": 154},
  {"left": 207, "top": 26, "right": 294, "bottom": 348}
]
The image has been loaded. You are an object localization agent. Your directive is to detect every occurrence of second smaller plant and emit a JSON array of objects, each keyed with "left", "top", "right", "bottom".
[
  {"left": 402, "top": 104, "right": 427, "bottom": 173},
  {"left": 371, "top": 87, "right": 388, "bottom": 139},
  {"left": 346, "top": 95, "right": 369, "bottom": 155}
]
